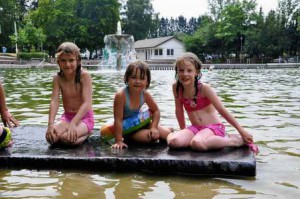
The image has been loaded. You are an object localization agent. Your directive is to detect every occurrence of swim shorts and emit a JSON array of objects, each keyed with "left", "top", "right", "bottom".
[
  {"left": 61, "top": 110, "right": 94, "bottom": 133},
  {"left": 187, "top": 123, "right": 225, "bottom": 137}
]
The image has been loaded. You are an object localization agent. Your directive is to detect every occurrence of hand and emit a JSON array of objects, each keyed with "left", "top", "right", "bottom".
[
  {"left": 66, "top": 123, "right": 77, "bottom": 143},
  {"left": 240, "top": 129, "right": 253, "bottom": 144},
  {"left": 150, "top": 127, "right": 160, "bottom": 142},
  {"left": 1, "top": 110, "right": 19, "bottom": 127},
  {"left": 111, "top": 140, "right": 128, "bottom": 149},
  {"left": 46, "top": 125, "right": 56, "bottom": 144}
]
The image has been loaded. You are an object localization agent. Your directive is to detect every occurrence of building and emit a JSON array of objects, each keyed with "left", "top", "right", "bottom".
[{"left": 134, "top": 36, "right": 185, "bottom": 62}]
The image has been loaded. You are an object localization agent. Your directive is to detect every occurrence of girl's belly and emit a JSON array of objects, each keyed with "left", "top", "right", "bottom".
[{"left": 187, "top": 110, "right": 221, "bottom": 125}]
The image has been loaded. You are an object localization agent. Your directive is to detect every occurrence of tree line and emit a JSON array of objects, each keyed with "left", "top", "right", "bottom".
[{"left": 0, "top": 0, "right": 299, "bottom": 61}]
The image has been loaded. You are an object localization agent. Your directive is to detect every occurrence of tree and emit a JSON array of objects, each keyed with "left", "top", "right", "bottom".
[
  {"left": 10, "top": 18, "right": 46, "bottom": 52},
  {"left": 30, "top": 0, "right": 120, "bottom": 57},
  {"left": 122, "top": 0, "right": 155, "bottom": 40},
  {"left": 0, "top": 0, "right": 20, "bottom": 52}
]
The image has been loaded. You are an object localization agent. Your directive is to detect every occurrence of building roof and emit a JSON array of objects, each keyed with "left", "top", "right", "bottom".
[{"left": 135, "top": 36, "right": 176, "bottom": 49}]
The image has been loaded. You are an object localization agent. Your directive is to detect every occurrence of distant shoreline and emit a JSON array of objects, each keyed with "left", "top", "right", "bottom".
[{"left": 0, "top": 63, "right": 299, "bottom": 70}]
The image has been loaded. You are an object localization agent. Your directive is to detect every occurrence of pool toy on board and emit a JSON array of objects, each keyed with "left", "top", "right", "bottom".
[
  {"left": 0, "top": 127, "right": 12, "bottom": 149},
  {"left": 100, "top": 106, "right": 152, "bottom": 141}
]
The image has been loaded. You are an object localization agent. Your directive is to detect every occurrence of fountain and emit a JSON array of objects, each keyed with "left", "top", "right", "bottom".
[{"left": 101, "top": 21, "right": 136, "bottom": 70}]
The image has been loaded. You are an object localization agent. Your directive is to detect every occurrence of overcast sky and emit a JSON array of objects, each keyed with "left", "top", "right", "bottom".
[{"left": 152, "top": 0, "right": 279, "bottom": 19}]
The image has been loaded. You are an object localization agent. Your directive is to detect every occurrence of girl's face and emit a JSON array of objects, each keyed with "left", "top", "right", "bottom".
[
  {"left": 177, "top": 60, "right": 198, "bottom": 86},
  {"left": 57, "top": 53, "right": 78, "bottom": 75},
  {"left": 127, "top": 68, "right": 148, "bottom": 91}
]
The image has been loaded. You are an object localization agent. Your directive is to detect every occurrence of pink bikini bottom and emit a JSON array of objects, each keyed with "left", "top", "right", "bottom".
[{"left": 187, "top": 123, "right": 225, "bottom": 137}]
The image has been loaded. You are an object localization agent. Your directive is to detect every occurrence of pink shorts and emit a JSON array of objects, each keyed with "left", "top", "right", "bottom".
[
  {"left": 187, "top": 123, "right": 226, "bottom": 137},
  {"left": 61, "top": 110, "right": 94, "bottom": 133}
]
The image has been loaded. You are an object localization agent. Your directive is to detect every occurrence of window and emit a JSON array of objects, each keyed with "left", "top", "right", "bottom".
[
  {"left": 167, "top": 49, "right": 174, "bottom": 55},
  {"left": 154, "top": 49, "right": 163, "bottom": 56}
]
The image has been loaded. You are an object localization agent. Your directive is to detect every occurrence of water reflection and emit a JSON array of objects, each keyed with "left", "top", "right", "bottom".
[{"left": 0, "top": 68, "right": 300, "bottom": 198}]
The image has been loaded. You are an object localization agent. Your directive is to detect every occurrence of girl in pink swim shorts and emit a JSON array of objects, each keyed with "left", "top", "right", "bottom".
[
  {"left": 167, "top": 52, "right": 258, "bottom": 154},
  {"left": 45, "top": 42, "right": 94, "bottom": 146}
]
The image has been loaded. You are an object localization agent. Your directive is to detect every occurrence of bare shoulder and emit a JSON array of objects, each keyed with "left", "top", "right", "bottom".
[
  {"left": 114, "top": 88, "right": 125, "bottom": 99},
  {"left": 143, "top": 89, "right": 154, "bottom": 101},
  {"left": 52, "top": 74, "right": 60, "bottom": 82},
  {"left": 172, "top": 81, "right": 178, "bottom": 91},
  {"left": 80, "top": 69, "right": 91, "bottom": 79},
  {"left": 201, "top": 83, "right": 215, "bottom": 95}
]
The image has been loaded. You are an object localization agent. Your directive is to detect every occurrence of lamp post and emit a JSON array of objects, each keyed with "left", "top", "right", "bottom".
[
  {"left": 14, "top": 20, "right": 18, "bottom": 53},
  {"left": 240, "top": 36, "right": 243, "bottom": 63},
  {"left": 0, "top": 7, "right": 2, "bottom": 34}
]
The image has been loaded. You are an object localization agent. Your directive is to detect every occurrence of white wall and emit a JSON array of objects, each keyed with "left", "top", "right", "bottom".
[
  {"left": 135, "top": 38, "right": 185, "bottom": 61},
  {"left": 150, "top": 39, "right": 185, "bottom": 60}
]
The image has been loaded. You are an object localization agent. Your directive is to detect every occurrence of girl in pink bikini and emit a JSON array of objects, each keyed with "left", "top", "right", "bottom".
[
  {"left": 167, "top": 52, "right": 258, "bottom": 153},
  {"left": 46, "top": 42, "right": 94, "bottom": 146}
]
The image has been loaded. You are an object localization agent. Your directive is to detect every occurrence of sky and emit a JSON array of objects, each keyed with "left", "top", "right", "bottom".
[{"left": 152, "top": 0, "right": 279, "bottom": 19}]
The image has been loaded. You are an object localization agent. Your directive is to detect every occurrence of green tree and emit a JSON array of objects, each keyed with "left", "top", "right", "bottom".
[
  {"left": 10, "top": 18, "right": 46, "bottom": 52},
  {"left": 122, "top": 0, "right": 155, "bottom": 40},
  {"left": 277, "top": 0, "right": 299, "bottom": 56},
  {"left": 0, "top": 0, "right": 21, "bottom": 52},
  {"left": 30, "top": 0, "right": 120, "bottom": 57}
]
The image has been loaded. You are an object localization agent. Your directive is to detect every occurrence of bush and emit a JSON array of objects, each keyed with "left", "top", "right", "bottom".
[{"left": 17, "top": 52, "right": 49, "bottom": 61}]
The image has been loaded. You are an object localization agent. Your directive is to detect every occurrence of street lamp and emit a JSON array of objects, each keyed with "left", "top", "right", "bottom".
[
  {"left": 240, "top": 36, "right": 243, "bottom": 63},
  {"left": 0, "top": 7, "right": 2, "bottom": 34},
  {"left": 14, "top": 20, "right": 18, "bottom": 53}
]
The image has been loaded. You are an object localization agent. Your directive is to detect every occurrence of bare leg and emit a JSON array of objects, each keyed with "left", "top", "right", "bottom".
[
  {"left": 190, "top": 129, "right": 245, "bottom": 151},
  {"left": 59, "top": 122, "right": 90, "bottom": 145},
  {"left": 167, "top": 129, "right": 194, "bottom": 148},
  {"left": 47, "top": 121, "right": 68, "bottom": 144},
  {"left": 158, "top": 125, "right": 174, "bottom": 140}
]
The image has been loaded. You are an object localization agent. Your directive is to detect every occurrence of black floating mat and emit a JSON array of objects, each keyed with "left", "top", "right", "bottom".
[{"left": 0, "top": 126, "right": 256, "bottom": 177}]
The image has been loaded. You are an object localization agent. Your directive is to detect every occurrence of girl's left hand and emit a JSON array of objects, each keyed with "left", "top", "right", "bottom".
[
  {"left": 240, "top": 129, "right": 253, "bottom": 144},
  {"left": 67, "top": 123, "right": 77, "bottom": 143},
  {"left": 150, "top": 127, "right": 160, "bottom": 141}
]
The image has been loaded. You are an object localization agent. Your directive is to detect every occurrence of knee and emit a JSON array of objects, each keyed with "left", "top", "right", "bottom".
[
  {"left": 190, "top": 139, "right": 208, "bottom": 151},
  {"left": 167, "top": 134, "right": 181, "bottom": 148}
]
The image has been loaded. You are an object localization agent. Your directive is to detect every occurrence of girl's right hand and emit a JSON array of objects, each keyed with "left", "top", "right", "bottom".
[
  {"left": 46, "top": 125, "right": 55, "bottom": 144},
  {"left": 111, "top": 140, "right": 128, "bottom": 149}
]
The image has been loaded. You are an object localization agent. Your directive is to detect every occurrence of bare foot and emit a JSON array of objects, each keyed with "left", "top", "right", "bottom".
[{"left": 228, "top": 134, "right": 244, "bottom": 147}]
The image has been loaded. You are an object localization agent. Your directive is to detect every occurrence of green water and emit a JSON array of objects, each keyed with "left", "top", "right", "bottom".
[{"left": 1, "top": 68, "right": 300, "bottom": 198}]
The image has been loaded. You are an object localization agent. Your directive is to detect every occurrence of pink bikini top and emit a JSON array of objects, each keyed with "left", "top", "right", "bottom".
[{"left": 179, "top": 82, "right": 211, "bottom": 112}]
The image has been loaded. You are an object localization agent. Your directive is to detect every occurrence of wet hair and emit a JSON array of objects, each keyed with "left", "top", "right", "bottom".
[
  {"left": 124, "top": 61, "right": 151, "bottom": 89},
  {"left": 56, "top": 42, "right": 81, "bottom": 84},
  {"left": 174, "top": 52, "right": 202, "bottom": 98}
]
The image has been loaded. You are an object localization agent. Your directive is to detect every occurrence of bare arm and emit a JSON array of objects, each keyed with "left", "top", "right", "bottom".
[
  {"left": 144, "top": 90, "right": 160, "bottom": 129},
  {"left": 0, "top": 81, "right": 19, "bottom": 127},
  {"left": 173, "top": 83, "right": 185, "bottom": 129},
  {"left": 112, "top": 90, "right": 127, "bottom": 148},
  {"left": 48, "top": 76, "right": 60, "bottom": 126},
  {"left": 203, "top": 84, "right": 253, "bottom": 142},
  {"left": 68, "top": 71, "right": 93, "bottom": 127}
]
